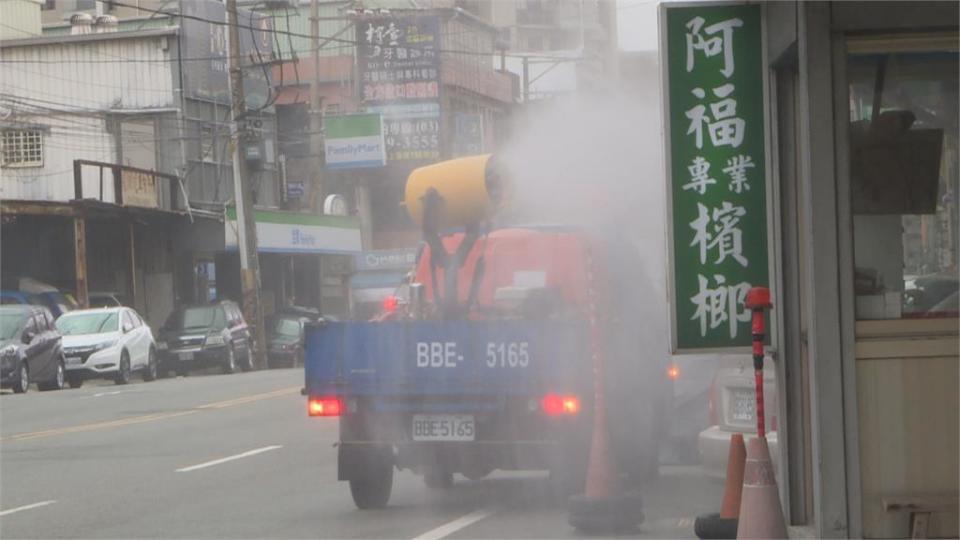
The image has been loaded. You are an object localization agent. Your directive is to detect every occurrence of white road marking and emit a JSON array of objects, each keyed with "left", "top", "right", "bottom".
[
  {"left": 410, "top": 508, "right": 494, "bottom": 540},
  {"left": 175, "top": 445, "right": 283, "bottom": 473},
  {"left": 0, "top": 500, "right": 57, "bottom": 517},
  {"left": 92, "top": 390, "right": 131, "bottom": 397}
]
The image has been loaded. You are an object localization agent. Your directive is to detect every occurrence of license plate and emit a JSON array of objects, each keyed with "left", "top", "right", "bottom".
[
  {"left": 412, "top": 415, "right": 475, "bottom": 441},
  {"left": 178, "top": 351, "right": 194, "bottom": 362},
  {"left": 66, "top": 357, "right": 82, "bottom": 366},
  {"left": 730, "top": 390, "right": 755, "bottom": 422}
]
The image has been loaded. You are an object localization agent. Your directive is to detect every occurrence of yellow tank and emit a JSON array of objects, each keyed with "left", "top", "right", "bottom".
[{"left": 404, "top": 154, "right": 503, "bottom": 228}]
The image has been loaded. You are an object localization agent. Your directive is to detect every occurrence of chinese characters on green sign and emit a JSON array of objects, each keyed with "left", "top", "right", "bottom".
[{"left": 664, "top": 4, "right": 769, "bottom": 350}]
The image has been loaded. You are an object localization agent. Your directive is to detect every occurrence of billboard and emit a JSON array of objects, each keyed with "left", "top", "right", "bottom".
[
  {"left": 180, "top": 0, "right": 273, "bottom": 108},
  {"left": 661, "top": 3, "right": 770, "bottom": 351},
  {"left": 357, "top": 15, "right": 441, "bottom": 163}
]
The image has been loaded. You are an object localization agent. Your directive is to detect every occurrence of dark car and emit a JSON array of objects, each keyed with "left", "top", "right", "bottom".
[
  {"left": 267, "top": 314, "right": 309, "bottom": 369},
  {"left": 156, "top": 301, "right": 253, "bottom": 376},
  {"left": 0, "top": 305, "right": 66, "bottom": 393}
]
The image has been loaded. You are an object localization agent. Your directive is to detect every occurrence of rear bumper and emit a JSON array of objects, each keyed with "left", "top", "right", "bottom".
[
  {"left": 158, "top": 346, "right": 227, "bottom": 368},
  {"left": 698, "top": 425, "right": 779, "bottom": 479}
]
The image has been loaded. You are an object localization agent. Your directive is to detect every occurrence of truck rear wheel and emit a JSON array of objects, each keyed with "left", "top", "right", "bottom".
[{"left": 349, "top": 457, "right": 393, "bottom": 509}]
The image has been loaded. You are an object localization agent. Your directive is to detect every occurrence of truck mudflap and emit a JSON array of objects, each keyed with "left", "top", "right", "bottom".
[{"left": 304, "top": 319, "right": 590, "bottom": 398}]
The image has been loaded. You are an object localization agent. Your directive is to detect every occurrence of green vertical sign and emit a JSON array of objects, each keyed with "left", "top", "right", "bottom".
[{"left": 664, "top": 4, "right": 768, "bottom": 350}]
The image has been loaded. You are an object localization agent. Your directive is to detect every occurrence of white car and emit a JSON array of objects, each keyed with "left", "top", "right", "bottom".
[{"left": 56, "top": 307, "right": 157, "bottom": 388}]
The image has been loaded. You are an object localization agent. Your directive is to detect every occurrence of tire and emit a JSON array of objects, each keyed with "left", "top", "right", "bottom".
[
  {"left": 349, "top": 455, "right": 394, "bottom": 509},
  {"left": 221, "top": 345, "right": 236, "bottom": 374},
  {"left": 115, "top": 351, "right": 131, "bottom": 385},
  {"left": 142, "top": 348, "right": 158, "bottom": 382},
  {"left": 12, "top": 363, "right": 29, "bottom": 394},
  {"left": 240, "top": 343, "right": 254, "bottom": 372},
  {"left": 294, "top": 349, "right": 304, "bottom": 368},
  {"left": 67, "top": 374, "right": 83, "bottom": 389},
  {"left": 39, "top": 358, "right": 65, "bottom": 391},
  {"left": 423, "top": 469, "right": 453, "bottom": 489}
]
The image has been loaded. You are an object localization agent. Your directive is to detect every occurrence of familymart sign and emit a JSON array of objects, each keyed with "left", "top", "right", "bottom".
[
  {"left": 225, "top": 207, "right": 361, "bottom": 254},
  {"left": 662, "top": 3, "right": 770, "bottom": 351},
  {"left": 324, "top": 113, "right": 386, "bottom": 169}
]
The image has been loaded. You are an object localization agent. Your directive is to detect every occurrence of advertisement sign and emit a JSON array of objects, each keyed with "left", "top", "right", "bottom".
[
  {"left": 662, "top": 3, "right": 769, "bottom": 350},
  {"left": 354, "top": 248, "right": 419, "bottom": 272},
  {"left": 225, "top": 207, "right": 361, "bottom": 254},
  {"left": 357, "top": 15, "right": 441, "bottom": 163},
  {"left": 181, "top": 0, "right": 273, "bottom": 108},
  {"left": 285, "top": 180, "right": 305, "bottom": 199},
  {"left": 323, "top": 114, "right": 387, "bottom": 169},
  {"left": 120, "top": 169, "right": 158, "bottom": 208}
]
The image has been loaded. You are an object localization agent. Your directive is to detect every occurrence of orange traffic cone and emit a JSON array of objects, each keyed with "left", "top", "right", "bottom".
[
  {"left": 736, "top": 436, "right": 787, "bottom": 539},
  {"left": 567, "top": 249, "right": 642, "bottom": 534},
  {"left": 694, "top": 433, "right": 746, "bottom": 539},
  {"left": 567, "top": 388, "right": 643, "bottom": 534}
]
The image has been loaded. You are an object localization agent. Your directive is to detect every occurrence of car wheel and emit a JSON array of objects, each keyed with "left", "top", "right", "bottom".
[
  {"left": 240, "top": 343, "right": 254, "bottom": 372},
  {"left": 67, "top": 374, "right": 83, "bottom": 389},
  {"left": 222, "top": 345, "right": 236, "bottom": 374},
  {"left": 12, "top": 363, "right": 29, "bottom": 394},
  {"left": 115, "top": 351, "right": 131, "bottom": 385},
  {"left": 294, "top": 348, "right": 305, "bottom": 368},
  {"left": 143, "top": 348, "right": 158, "bottom": 382},
  {"left": 39, "top": 358, "right": 65, "bottom": 391}
]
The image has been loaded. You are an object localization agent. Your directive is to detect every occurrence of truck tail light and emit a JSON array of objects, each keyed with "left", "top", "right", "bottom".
[
  {"left": 383, "top": 295, "right": 398, "bottom": 314},
  {"left": 542, "top": 394, "right": 581, "bottom": 416},
  {"left": 308, "top": 396, "right": 342, "bottom": 417},
  {"left": 667, "top": 364, "right": 680, "bottom": 380}
]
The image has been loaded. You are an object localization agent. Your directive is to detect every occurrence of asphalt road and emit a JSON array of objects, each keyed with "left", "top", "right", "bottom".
[{"left": 0, "top": 369, "right": 721, "bottom": 539}]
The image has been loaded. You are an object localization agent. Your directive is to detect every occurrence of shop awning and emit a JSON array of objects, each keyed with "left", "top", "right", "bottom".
[{"left": 225, "top": 206, "right": 361, "bottom": 254}]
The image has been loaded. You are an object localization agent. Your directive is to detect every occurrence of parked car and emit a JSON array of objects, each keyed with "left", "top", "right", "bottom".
[
  {"left": 267, "top": 314, "right": 309, "bottom": 368},
  {"left": 57, "top": 307, "right": 157, "bottom": 388},
  {"left": 698, "top": 355, "right": 779, "bottom": 480},
  {"left": 87, "top": 291, "right": 131, "bottom": 308},
  {"left": 18, "top": 278, "right": 78, "bottom": 318},
  {"left": 0, "top": 305, "right": 66, "bottom": 393},
  {"left": 156, "top": 301, "right": 253, "bottom": 376},
  {"left": 0, "top": 290, "right": 46, "bottom": 307}
]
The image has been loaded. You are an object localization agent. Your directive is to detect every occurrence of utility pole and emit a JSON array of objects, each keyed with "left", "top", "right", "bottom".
[
  {"left": 225, "top": 0, "right": 266, "bottom": 369},
  {"left": 309, "top": 0, "right": 324, "bottom": 210}
]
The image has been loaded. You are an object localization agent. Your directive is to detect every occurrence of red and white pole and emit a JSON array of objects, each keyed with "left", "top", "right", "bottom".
[{"left": 744, "top": 287, "right": 771, "bottom": 438}]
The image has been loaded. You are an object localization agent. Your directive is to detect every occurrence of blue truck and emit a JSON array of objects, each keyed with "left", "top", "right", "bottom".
[{"left": 303, "top": 156, "right": 666, "bottom": 509}]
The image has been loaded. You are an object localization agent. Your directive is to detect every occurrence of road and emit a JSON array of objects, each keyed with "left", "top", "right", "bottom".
[{"left": 1, "top": 369, "right": 720, "bottom": 539}]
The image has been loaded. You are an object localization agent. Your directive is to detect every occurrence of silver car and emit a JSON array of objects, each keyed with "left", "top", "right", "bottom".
[{"left": 697, "top": 355, "right": 779, "bottom": 479}]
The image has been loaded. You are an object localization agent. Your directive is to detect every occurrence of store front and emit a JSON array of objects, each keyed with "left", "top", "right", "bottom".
[
  {"left": 222, "top": 207, "right": 362, "bottom": 319},
  {"left": 763, "top": 3, "right": 958, "bottom": 538}
]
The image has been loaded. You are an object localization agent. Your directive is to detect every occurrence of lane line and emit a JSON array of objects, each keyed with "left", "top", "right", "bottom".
[
  {"left": 92, "top": 390, "right": 133, "bottom": 397},
  {"left": 1, "top": 386, "right": 299, "bottom": 442},
  {"left": 0, "top": 500, "right": 57, "bottom": 517},
  {"left": 410, "top": 509, "right": 494, "bottom": 540},
  {"left": 175, "top": 445, "right": 283, "bottom": 472}
]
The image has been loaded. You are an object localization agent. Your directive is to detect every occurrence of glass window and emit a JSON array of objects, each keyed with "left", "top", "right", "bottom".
[
  {"left": 168, "top": 306, "right": 225, "bottom": 330},
  {"left": 273, "top": 318, "right": 301, "bottom": 337},
  {"left": 56, "top": 312, "right": 119, "bottom": 335},
  {"left": 1, "top": 130, "right": 44, "bottom": 168},
  {"left": 0, "top": 312, "right": 27, "bottom": 340},
  {"left": 848, "top": 46, "right": 959, "bottom": 320}
]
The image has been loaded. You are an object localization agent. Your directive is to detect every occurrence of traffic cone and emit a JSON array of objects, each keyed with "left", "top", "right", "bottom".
[
  {"left": 566, "top": 394, "right": 644, "bottom": 534},
  {"left": 737, "top": 436, "right": 787, "bottom": 539},
  {"left": 694, "top": 433, "right": 746, "bottom": 539}
]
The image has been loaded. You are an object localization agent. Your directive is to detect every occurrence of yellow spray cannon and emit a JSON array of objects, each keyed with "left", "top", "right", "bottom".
[
  {"left": 403, "top": 154, "right": 505, "bottom": 319},
  {"left": 404, "top": 154, "right": 504, "bottom": 229}
]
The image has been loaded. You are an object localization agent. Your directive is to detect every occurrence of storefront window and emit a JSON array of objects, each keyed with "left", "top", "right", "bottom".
[{"left": 848, "top": 43, "right": 959, "bottom": 320}]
